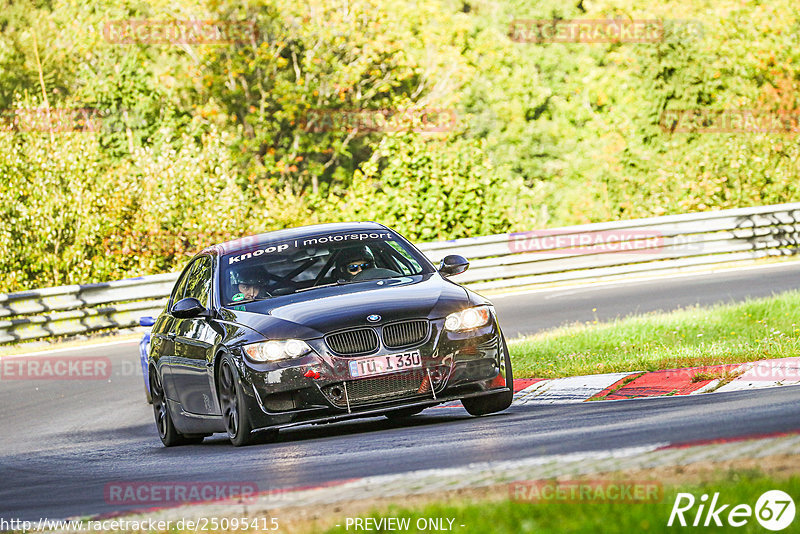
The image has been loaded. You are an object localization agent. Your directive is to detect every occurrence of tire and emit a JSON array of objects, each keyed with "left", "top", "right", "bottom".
[
  {"left": 461, "top": 336, "right": 514, "bottom": 416},
  {"left": 218, "top": 356, "right": 261, "bottom": 447},
  {"left": 384, "top": 406, "right": 425, "bottom": 420},
  {"left": 150, "top": 370, "right": 204, "bottom": 447}
]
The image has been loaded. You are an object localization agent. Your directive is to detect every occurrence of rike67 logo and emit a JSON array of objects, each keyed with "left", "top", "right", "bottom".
[{"left": 668, "top": 490, "right": 796, "bottom": 531}]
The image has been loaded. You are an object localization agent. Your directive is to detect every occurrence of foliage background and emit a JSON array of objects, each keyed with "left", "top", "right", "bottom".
[{"left": 0, "top": 0, "right": 798, "bottom": 291}]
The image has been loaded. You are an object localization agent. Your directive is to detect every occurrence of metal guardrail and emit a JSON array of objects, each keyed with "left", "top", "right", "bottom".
[
  {"left": 0, "top": 274, "right": 176, "bottom": 344},
  {"left": 2, "top": 202, "right": 799, "bottom": 343}
]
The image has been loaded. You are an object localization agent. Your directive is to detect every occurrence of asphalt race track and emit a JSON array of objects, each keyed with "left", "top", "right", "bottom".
[
  {"left": 2, "top": 262, "right": 800, "bottom": 521},
  {"left": 494, "top": 262, "right": 800, "bottom": 338}
]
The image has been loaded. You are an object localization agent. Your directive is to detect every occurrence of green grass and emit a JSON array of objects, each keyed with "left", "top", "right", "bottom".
[
  {"left": 507, "top": 291, "right": 800, "bottom": 379},
  {"left": 323, "top": 473, "right": 800, "bottom": 534}
]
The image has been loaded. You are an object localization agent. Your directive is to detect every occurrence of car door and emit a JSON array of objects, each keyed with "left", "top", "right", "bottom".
[
  {"left": 170, "top": 255, "right": 220, "bottom": 415},
  {"left": 151, "top": 263, "right": 193, "bottom": 399}
]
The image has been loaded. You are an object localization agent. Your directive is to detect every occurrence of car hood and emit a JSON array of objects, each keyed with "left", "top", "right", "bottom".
[{"left": 223, "top": 274, "right": 470, "bottom": 339}]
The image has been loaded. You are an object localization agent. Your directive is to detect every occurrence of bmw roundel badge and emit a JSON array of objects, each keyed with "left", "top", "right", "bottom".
[{"left": 367, "top": 314, "right": 381, "bottom": 323}]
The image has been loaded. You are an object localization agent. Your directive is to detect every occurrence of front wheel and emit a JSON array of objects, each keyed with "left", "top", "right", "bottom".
[
  {"left": 218, "top": 356, "right": 262, "bottom": 447},
  {"left": 461, "top": 338, "right": 514, "bottom": 416},
  {"left": 150, "top": 370, "right": 204, "bottom": 447},
  {"left": 461, "top": 389, "right": 513, "bottom": 416}
]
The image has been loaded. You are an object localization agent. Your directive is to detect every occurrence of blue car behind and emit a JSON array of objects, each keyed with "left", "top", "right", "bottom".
[{"left": 139, "top": 316, "right": 155, "bottom": 403}]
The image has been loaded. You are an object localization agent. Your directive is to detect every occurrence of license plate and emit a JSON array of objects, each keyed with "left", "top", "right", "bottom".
[{"left": 349, "top": 351, "right": 422, "bottom": 378}]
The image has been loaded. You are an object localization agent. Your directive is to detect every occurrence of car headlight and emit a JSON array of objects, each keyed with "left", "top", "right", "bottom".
[
  {"left": 243, "top": 339, "right": 312, "bottom": 362},
  {"left": 444, "top": 306, "right": 492, "bottom": 331}
]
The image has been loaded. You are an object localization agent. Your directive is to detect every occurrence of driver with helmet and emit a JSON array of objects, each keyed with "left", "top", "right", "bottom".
[
  {"left": 230, "top": 266, "right": 269, "bottom": 307},
  {"left": 336, "top": 246, "right": 375, "bottom": 281}
]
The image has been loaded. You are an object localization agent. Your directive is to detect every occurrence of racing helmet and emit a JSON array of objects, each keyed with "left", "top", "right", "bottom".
[
  {"left": 336, "top": 246, "right": 375, "bottom": 276},
  {"left": 231, "top": 266, "right": 268, "bottom": 287}
]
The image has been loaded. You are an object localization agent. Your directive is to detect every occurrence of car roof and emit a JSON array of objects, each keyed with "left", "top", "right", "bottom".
[{"left": 205, "top": 222, "right": 391, "bottom": 256}]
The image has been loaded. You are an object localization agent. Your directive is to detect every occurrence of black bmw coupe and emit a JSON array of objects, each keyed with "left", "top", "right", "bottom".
[{"left": 147, "top": 222, "right": 513, "bottom": 446}]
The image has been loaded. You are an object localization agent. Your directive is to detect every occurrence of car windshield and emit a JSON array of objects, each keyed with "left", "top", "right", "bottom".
[{"left": 220, "top": 230, "right": 430, "bottom": 306}]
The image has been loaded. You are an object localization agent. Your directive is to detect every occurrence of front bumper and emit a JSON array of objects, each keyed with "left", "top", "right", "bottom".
[{"left": 234, "top": 317, "right": 509, "bottom": 430}]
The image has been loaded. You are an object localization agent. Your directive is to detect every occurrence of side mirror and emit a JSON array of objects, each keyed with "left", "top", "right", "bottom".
[
  {"left": 171, "top": 297, "right": 207, "bottom": 319},
  {"left": 139, "top": 316, "right": 156, "bottom": 327},
  {"left": 438, "top": 254, "right": 469, "bottom": 277}
]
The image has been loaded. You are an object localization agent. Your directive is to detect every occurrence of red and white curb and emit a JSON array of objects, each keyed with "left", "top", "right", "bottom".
[
  {"left": 510, "top": 356, "right": 800, "bottom": 404},
  {"left": 513, "top": 373, "right": 633, "bottom": 404}
]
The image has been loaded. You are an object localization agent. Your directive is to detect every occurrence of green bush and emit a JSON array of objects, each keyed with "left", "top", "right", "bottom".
[
  {"left": 313, "top": 133, "right": 535, "bottom": 241},
  {"left": 1, "top": 0, "right": 800, "bottom": 293}
]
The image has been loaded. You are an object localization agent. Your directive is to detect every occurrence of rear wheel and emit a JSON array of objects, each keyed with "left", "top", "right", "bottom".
[
  {"left": 150, "top": 370, "right": 204, "bottom": 446},
  {"left": 218, "top": 356, "right": 265, "bottom": 447},
  {"left": 461, "top": 338, "right": 514, "bottom": 416}
]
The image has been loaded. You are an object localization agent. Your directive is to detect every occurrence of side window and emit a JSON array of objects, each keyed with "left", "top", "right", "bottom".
[
  {"left": 184, "top": 256, "right": 212, "bottom": 308},
  {"left": 169, "top": 264, "right": 193, "bottom": 308}
]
